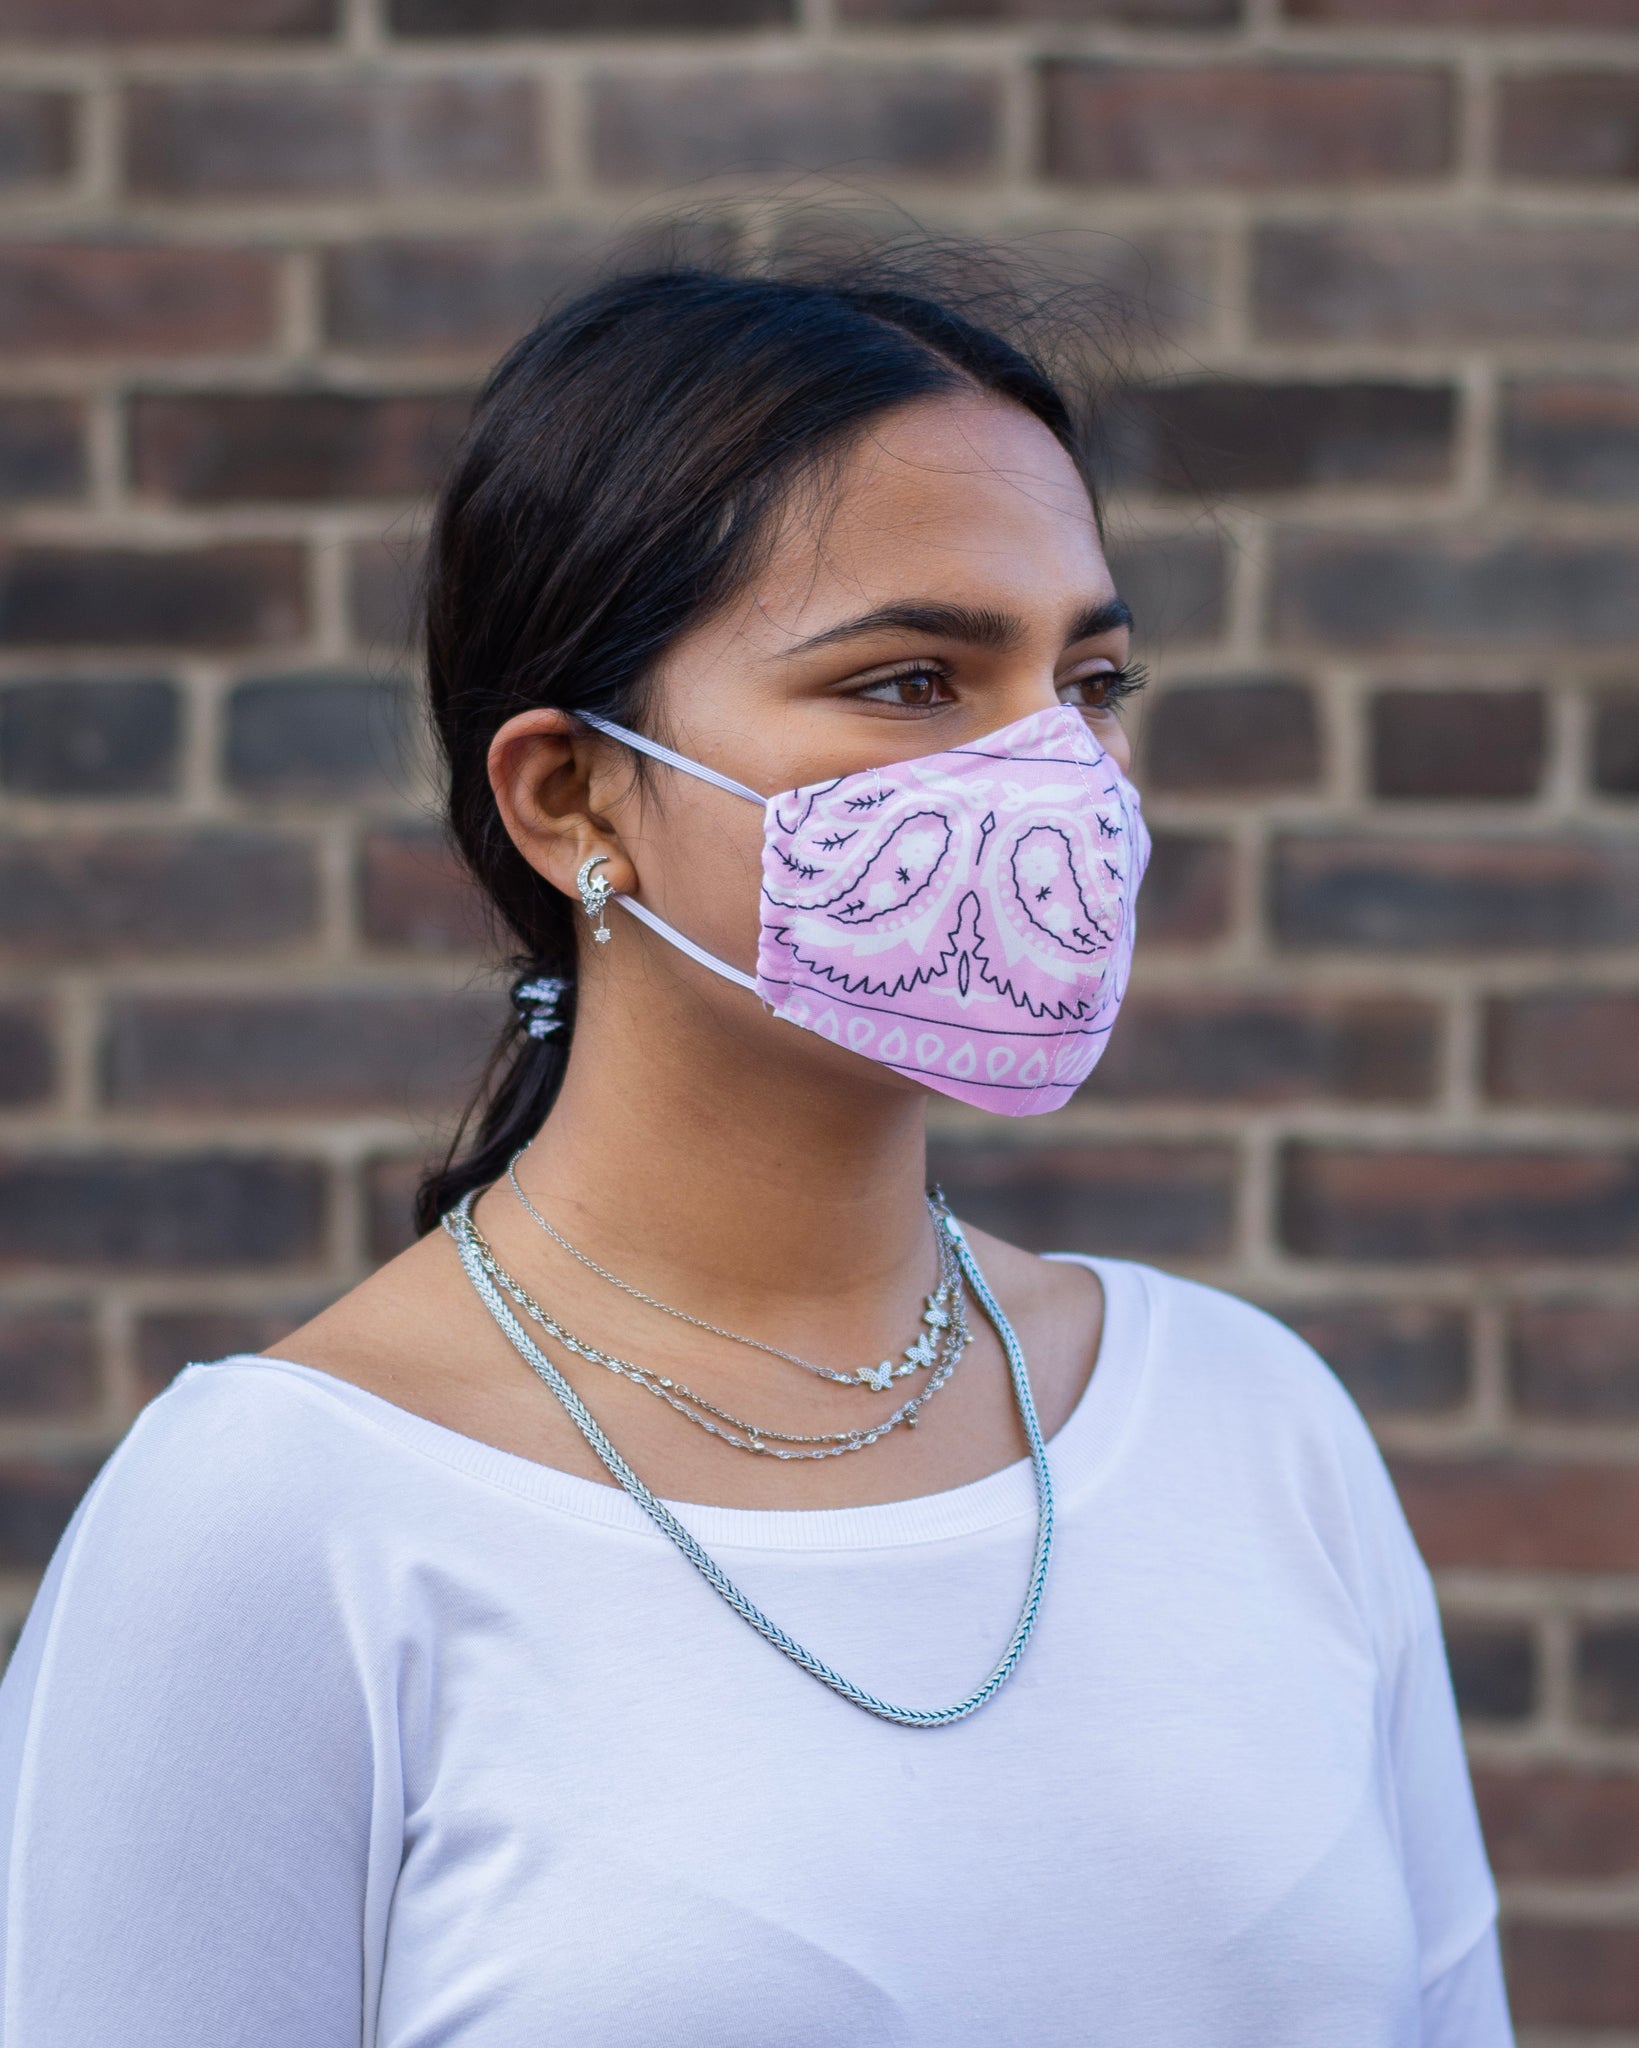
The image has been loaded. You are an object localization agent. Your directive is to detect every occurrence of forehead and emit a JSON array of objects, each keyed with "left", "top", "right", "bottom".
[{"left": 740, "top": 392, "right": 1110, "bottom": 647}]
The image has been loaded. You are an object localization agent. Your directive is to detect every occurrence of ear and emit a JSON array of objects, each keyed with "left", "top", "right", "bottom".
[{"left": 486, "top": 707, "right": 640, "bottom": 905}]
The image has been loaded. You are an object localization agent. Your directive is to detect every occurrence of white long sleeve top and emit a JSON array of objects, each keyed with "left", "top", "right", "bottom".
[{"left": 0, "top": 1254, "right": 1512, "bottom": 2046}]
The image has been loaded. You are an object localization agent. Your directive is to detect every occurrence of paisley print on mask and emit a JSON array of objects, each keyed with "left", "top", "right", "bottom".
[{"left": 756, "top": 702, "right": 1150, "bottom": 1115}]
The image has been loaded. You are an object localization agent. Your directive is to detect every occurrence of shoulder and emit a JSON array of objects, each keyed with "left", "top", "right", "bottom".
[
  {"left": 1093, "top": 1259, "right": 1435, "bottom": 1630},
  {"left": 49, "top": 1359, "right": 404, "bottom": 1614},
  {"left": 1113, "top": 1258, "right": 1372, "bottom": 1442},
  {"left": 113, "top": 1353, "right": 392, "bottom": 1497},
  {"left": 1, "top": 1361, "right": 407, "bottom": 1769}
]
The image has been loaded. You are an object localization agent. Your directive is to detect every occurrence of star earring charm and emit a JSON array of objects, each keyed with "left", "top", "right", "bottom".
[{"left": 577, "top": 853, "right": 614, "bottom": 945}]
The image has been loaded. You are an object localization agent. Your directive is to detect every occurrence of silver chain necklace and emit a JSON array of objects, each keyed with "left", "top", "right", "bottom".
[
  {"left": 442, "top": 1185, "right": 1055, "bottom": 1728},
  {"left": 506, "top": 1148, "right": 959, "bottom": 1392},
  {"left": 451, "top": 1202, "right": 970, "bottom": 1458}
]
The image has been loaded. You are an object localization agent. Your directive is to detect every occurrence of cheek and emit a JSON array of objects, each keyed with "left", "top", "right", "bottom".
[
  {"left": 633, "top": 784, "right": 769, "bottom": 966},
  {"left": 1098, "top": 717, "right": 1134, "bottom": 779}
]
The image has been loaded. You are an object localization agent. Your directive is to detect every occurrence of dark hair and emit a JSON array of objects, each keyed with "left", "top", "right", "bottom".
[{"left": 411, "top": 247, "right": 1108, "bottom": 1236}]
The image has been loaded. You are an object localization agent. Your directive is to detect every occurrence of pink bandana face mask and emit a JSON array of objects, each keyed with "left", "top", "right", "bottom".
[{"left": 579, "top": 701, "right": 1150, "bottom": 1116}]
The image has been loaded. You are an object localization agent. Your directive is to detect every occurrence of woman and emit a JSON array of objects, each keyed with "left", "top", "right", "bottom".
[{"left": 0, "top": 255, "right": 1511, "bottom": 2043}]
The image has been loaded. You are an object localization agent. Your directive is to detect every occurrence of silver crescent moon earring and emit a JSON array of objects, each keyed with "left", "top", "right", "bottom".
[{"left": 576, "top": 853, "right": 614, "bottom": 945}]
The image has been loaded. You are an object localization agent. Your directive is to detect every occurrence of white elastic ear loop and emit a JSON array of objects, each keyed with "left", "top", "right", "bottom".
[
  {"left": 577, "top": 710, "right": 765, "bottom": 805},
  {"left": 575, "top": 710, "right": 764, "bottom": 996},
  {"left": 613, "top": 893, "right": 760, "bottom": 996}
]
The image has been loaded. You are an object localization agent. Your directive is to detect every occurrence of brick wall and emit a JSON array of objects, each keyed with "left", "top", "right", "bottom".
[{"left": 3, "top": 0, "right": 1638, "bottom": 2031}]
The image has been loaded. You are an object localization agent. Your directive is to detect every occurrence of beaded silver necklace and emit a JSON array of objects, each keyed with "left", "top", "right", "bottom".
[
  {"left": 442, "top": 1185, "right": 1055, "bottom": 1727},
  {"left": 506, "top": 1148, "right": 962, "bottom": 1392},
  {"left": 452, "top": 1201, "right": 970, "bottom": 1458}
]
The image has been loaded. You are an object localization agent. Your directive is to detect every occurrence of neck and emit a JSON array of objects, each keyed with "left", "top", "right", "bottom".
[{"left": 510, "top": 970, "right": 933, "bottom": 1324}]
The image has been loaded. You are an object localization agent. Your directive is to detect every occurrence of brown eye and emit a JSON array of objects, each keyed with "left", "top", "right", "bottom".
[
  {"left": 855, "top": 667, "right": 955, "bottom": 709},
  {"left": 1060, "top": 663, "right": 1148, "bottom": 711}
]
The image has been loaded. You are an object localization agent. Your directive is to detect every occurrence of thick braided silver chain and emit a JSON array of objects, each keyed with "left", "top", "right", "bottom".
[{"left": 442, "top": 1186, "right": 1055, "bottom": 1728}]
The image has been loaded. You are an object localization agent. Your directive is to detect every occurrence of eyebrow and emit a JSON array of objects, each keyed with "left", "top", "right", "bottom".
[{"left": 784, "top": 596, "right": 1134, "bottom": 658}]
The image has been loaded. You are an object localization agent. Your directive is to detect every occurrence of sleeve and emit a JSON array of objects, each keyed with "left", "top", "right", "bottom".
[
  {"left": 1372, "top": 1472, "right": 1515, "bottom": 2046},
  {"left": 1267, "top": 1312, "right": 1516, "bottom": 2047},
  {"left": 0, "top": 1373, "right": 383, "bottom": 2048},
  {"left": 1421, "top": 1921, "right": 1514, "bottom": 2048}
]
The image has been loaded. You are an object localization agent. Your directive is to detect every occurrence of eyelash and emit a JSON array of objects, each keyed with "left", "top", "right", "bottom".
[{"left": 853, "top": 660, "right": 1150, "bottom": 711}]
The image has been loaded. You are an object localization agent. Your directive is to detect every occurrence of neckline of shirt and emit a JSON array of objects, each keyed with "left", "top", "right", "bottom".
[{"left": 196, "top": 1252, "right": 1155, "bottom": 1553}]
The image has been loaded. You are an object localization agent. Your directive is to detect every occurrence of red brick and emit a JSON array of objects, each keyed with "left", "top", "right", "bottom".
[
  {"left": 1264, "top": 1299, "right": 1468, "bottom": 1413},
  {"left": 1140, "top": 678, "right": 1320, "bottom": 791},
  {"left": 0, "top": 999, "right": 54, "bottom": 1106},
  {"left": 0, "top": 0, "right": 336, "bottom": 35},
  {"left": 1104, "top": 380, "right": 1455, "bottom": 496},
  {"left": 130, "top": 391, "right": 469, "bottom": 504},
  {"left": 1280, "top": 1143, "right": 1639, "bottom": 1262},
  {"left": 347, "top": 534, "right": 425, "bottom": 650},
  {"left": 1272, "top": 832, "right": 1639, "bottom": 952},
  {"left": 0, "top": 90, "right": 74, "bottom": 190},
  {"left": 1499, "top": 73, "right": 1639, "bottom": 184},
  {"left": 765, "top": 216, "right": 1214, "bottom": 349},
  {"left": 1105, "top": 531, "right": 1226, "bottom": 649},
  {"left": 1072, "top": 233, "right": 1223, "bottom": 348},
  {"left": 391, "top": 0, "right": 787, "bottom": 25},
  {"left": 1390, "top": 1456, "right": 1639, "bottom": 1571},
  {"left": 0, "top": 1303, "right": 98, "bottom": 1419},
  {"left": 0, "top": 1150, "right": 327, "bottom": 1270},
  {"left": 0, "top": 1458, "right": 106, "bottom": 1570},
  {"left": 1, "top": 677, "right": 180, "bottom": 796},
  {"left": 135, "top": 1300, "right": 330, "bottom": 1399},
  {"left": 1487, "top": 992, "right": 1639, "bottom": 1109},
  {"left": 1136, "top": 830, "right": 1234, "bottom": 945},
  {"left": 1273, "top": 533, "right": 1639, "bottom": 650},
  {"left": 0, "top": 397, "right": 86, "bottom": 501},
  {"left": 0, "top": 829, "right": 318, "bottom": 961},
  {"left": 325, "top": 213, "right": 743, "bottom": 357},
  {"left": 1043, "top": 63, "right": 1450, "bottom": 189},
  {"left": 845, "top": 0, "right": 1237, "bottom": 17},
  {"left": 102, "top": 989, "right": 501, "bottom": 1114},
  {"left": 1594, "top": 688, "right": 1639, "bottom": 796},
  {"left": 1503, "top": 1921, "right": 1639, "bottom": 2031},
  {"left": 226, "top": 672, "right": 415, "bottom": 795},
  {"left": 1502, "top": 379, "right": 1639, "bottom": 502},
  {"left": 1370, "top": 688, "right": 1544, "bottom": 799},
  {"left": 125, "top": 74, "right": 540, "bottom": 200},
  {"left": 0, "top": 243, "right": 276, "bottom": 356},
  {"left": 366, "top": 1150, "right": 425, "bottom": 1260},
  {"left": 588, "top": 67, "right": 1002, "bottom": 184},
  {"left": 1476, "top": 1766, "right": 1639, "bottom": 1880},
  {"left": 1445, "top": 1618, "right": 1536, "bottom": 1723},
  {"left": 1085, "top": 992, "right": 1437, "bottom": 1103},
  {"left": 360, "top": 824, "right": 494, "bottom": 953},
  {"left": 1254, "top": 222, "right": 1639, "bottom": 345},
  {"left": 324, "top": 228, "right": 604, "bottom": 353},
  {"left": 0, "top": 544, "right": 306, "bottom": 650},
  {"left": 927, "top": 1140, "right": 1237, "bottom": 1258},
  {"left": 1288, "top": 0, "right": 1639, "bottom": 21},
  {"left": 1579, "top": 1621, "right": 1639, "bottom": 1728},
  {"left": 1511, "top": 1300, "right": 1639, "bottom": 1420}
]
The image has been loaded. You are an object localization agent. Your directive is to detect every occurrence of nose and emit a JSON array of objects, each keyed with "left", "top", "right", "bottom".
[{"left": 993, "top": 675, "right": 1137, "bottom": 782}]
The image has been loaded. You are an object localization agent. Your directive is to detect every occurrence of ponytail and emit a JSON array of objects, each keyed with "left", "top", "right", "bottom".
[{"left": 411, "top": 957, "right": 574, "bottom": 1236}]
